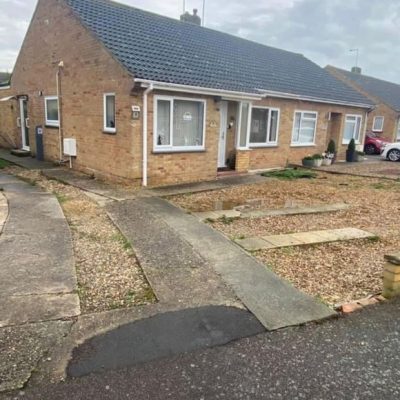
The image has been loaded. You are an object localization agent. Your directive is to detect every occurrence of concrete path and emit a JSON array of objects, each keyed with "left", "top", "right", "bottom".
[
  {"left": 0, "top": 148, "right": 55, "bottom": 170},
  {"left": 0, "top": 173, "right": 80, "bottom": 327},
  {"left": 15, "top": 298, "right": 400, "bottom": 400},
  {"left": 108, "top": 197, "right": 335, "bottom": 330},
  {"left": 236, "top": 228, "right": 377, "bottom": 251},
  {"left": 194, "top": 203, "right": 350, "bottom": 221}
]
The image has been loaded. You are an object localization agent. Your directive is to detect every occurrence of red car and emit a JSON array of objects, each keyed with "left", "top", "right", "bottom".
[{"left": 364, "top": 132, "right": 391, "bottom": 155}]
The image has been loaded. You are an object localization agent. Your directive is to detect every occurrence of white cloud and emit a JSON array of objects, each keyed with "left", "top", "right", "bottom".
[{"left": 0, "top": 0, "right": 399, "bottom": 83}]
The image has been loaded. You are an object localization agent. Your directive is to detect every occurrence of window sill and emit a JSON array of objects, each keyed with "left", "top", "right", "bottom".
[
  {"left": 103, "top": 130, "right": 117, "bottom": 135},
  {"left": 153, "top": 148, "right": 206, "bottom": 154},
  {"left": 342, "top": 140, "right": 360, "bottom": 145},
  {"left": 45, "top": 124, "right": 59, "bottom": 129},
  {"left": 290, "top": 143, "right": 316, "bottom": 147},
  {"left": 372, "top": 130, "right": 383, "bottom": 133},
  {"left": 249, "top": 144, "right": 278, "bottom": 149}
]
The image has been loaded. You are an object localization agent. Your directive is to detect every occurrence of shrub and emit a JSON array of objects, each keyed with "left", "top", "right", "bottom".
[
  {"left": 262, "top": 169, "right": 317, "bottom": 180},
  {"left": 303, "top": 156, "right": 314, "bottom": 161},
  {"left": 347, "top": 138, "right": 356, "bottom": 153},
  {"left": 312, "top": 153, "right": 323, "bottom": 159},
  {"left": 327, "top": 139, "right": 336, "bottom": 154}
]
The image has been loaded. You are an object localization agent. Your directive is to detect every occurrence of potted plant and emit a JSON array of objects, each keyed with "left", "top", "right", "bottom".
[
  {"left": 327, "top": 139, "right": 337, "bottom": 163},
  {"left": 346, "top": 139, "right": 358, "bottom": 162},
  {"left": 312, "top": 153, "right": 323, "bottom": 167},
  {"left": 302, "top": 155, "right": 314, "bottom": 167},
  {"left": 322, "top": 152, "right": 334, "bottom": 166}
]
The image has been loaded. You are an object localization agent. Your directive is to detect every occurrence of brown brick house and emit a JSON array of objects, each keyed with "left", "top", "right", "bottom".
[
  {"left": 0, "top": 0, "right": 373, "bottom": 186},
  {"left": 326, "top": 66, "right": 400, "bottom": 145}
]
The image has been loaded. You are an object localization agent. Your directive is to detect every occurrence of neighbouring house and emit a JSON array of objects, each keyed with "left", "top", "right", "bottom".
[
  {"left": 0, "top": 0, "right": 374, "bottom": 186},
  {"left": 0, "top": 73, "right": 11, "bottom": 85},
  {"left": 326, "top": 65, "right": 400, "bottom": 144}
]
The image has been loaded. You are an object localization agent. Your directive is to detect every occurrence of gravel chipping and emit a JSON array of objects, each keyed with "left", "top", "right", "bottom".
[
  {"left": 170, "top": 171, "right": 400, "bottom": 305},
  {"left": 4, "top": 167, "right": 155, "bottom": 313}
]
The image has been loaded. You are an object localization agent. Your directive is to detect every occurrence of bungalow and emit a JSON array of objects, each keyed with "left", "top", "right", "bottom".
[
  {"left": 326, "top": 65, "right": 400, "bottom": 145},
  {"left": 0, "top": 0, "right": 373, "bottom": 186}
]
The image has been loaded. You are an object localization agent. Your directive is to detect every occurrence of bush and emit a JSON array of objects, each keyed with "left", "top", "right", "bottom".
[
  {"left": 303, "top": 156, "right": 314, "bottom": 161},
  {"left": 347, "top": 138, "right": 356, "bottom": 153},
  {"left": 262, "top": 169, "right": 317, "bottom": 180},
  {"left": 312, "top": 153, "right": 323, "bottom": 159},
  {"left": 327, "top": 139, "right": 336, "bottom": 154}
]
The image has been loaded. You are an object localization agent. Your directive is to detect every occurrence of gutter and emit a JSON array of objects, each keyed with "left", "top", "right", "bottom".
[
  {"left": 134, "top": 79, "right": 262, "bottom": 101},
  {"left": 142, "top": 83, "right": 154, "bottom": 187},
  {"left": 256, "top": 89, "right": 374, "bottom": 109}
]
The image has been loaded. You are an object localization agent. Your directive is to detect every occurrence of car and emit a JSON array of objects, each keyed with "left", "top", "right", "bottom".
[
  {"left": 364, "top": 132, "right": 391, "bottom": 155},
  {"left": 381, "top": 142, "right": 400, "bottom": 161}
]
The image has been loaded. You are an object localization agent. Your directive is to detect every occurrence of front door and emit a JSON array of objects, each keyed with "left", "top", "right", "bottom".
[
  {"left": 218, "top": 101, "right": 228, "bottom": 168},
  {"left": 19, "top": 98, "right": 30, "bottom": 150}
]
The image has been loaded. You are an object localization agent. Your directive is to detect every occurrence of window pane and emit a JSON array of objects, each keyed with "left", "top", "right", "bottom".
[
  {"left": 269, "top": 110, "right": 279, "bottom": 142},
  {"left": 250, "top": 108, "right": 268, "bottom": 143},
  {"left": 355, "top": 116, "right": 362, "bottom": 141},
  {"left": 299, "top": 119, "right": 316, "bottom": 143},
  {"left": 397, "top": 120, "right": 400, "bottom": 141},
  {"left": 292, "top": 112, "right": 301, "bottom": 142},
  {"left": 156, "top": 100, "right": 171, "bottom": 145},
  {"left": 373, "top": 116, "right": 383, "bottom": 131},
  {"left": 173, "top": 100, "right": 204, "bottom": 147},
  {"left": 105, "top": 95, "right": 115, "bottom": 128},
  {"left": 46, "top": 99, "right": 59, "bottom": 122},
  {"left": 303, "top": 112, "right": 316, "bottom": 119},
  {"left": 344, "top": 119, "right": 355, "bottom": 141},
  {"left": 239, "top": 103, "right": 249, "bottom": 147}
]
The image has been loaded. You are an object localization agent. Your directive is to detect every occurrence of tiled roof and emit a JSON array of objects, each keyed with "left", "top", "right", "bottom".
[
  {"left": 66, "top": 0, "right": 373, "bottom": 106},
  {"left": 327, "top": 66, "right": 400, "bottom": 112}
]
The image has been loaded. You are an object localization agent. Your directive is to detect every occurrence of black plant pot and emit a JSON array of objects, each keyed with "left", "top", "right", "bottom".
[{"left": 346, "top": 150, "right": 358, "bottom": 162}]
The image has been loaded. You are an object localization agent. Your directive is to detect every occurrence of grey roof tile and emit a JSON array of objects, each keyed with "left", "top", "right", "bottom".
[
  {"left": 66, "top": 0, "right": 372, "bottom": 106},
  {"left": 327, "top": 66, "right": 400, "bottom": 112}
]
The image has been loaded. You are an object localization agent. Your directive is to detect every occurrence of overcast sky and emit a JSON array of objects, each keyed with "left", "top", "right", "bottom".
[{"left": 1, "top": 0, "right": 400, "bottom": 83}]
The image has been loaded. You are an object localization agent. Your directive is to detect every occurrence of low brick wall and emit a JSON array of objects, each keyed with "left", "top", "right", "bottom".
[{"left": 383, "top": 253, "right": 400, "bottom": 298}]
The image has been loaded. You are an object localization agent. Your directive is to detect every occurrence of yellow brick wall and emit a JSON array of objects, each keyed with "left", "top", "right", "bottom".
[{"left": 0, "top": 88, "right": 19, "bottom": 148}]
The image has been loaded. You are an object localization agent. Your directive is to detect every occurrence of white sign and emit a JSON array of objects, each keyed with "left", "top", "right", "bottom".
[{"left": 183, "top": 112, "right": 192, "bottom": 121}]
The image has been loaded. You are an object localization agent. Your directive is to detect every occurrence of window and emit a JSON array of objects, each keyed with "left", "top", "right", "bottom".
[
  {"left": 104, "top": 94, "right": 116, "bottom": 133},
  {"left": 237, "top": 102, "right": 250, "bottom": 148},
  {"left": 397, "top": 119, "right": 400, "bottom": 141},
  {"left": 291, "top": 111, "right": 318, "bottom": 145},
  {"left": 154, "top": 96, "right": 205, "bottom": 151},
  {"left": 249, "top": 107, "right": 280, "bottom": 146},
  {"left": 45, "top": 96, "right": 59, "bottom": 127},
  {"left": 372, "top": 116, "right": 384, "bottom": 132},
  {"left": 343, "top": 115, "right": 362, "bottom": 144}
]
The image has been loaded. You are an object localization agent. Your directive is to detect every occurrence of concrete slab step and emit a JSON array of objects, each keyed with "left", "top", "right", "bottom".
[
  {"left": 236, "top": 228, "right": 377, "bottom": 251},
  {"left": 194, "top": 203, "right": 350, "bottom": 221}
]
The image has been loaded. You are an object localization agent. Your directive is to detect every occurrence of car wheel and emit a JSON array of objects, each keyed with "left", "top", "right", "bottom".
[
  {"left": 364, "top": 144, "right": 377, "bottom": 155},
  {"left": 387, "top": 149, "right": 400, "bottom": 162}
]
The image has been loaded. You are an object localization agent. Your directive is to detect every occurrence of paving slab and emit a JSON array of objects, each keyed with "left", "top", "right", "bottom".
[
  {"left": 0, "top": 173, "right": 80, "bottom": 326},
  {"left": 237, "top": 228, "right": 377, "bottom": 251},
  {"left": 127, "top": 197, "right": 335, "bottom": 330},
  {"left": 194, "top": 203, "right": 350, "bottom": 221},
  {"left": 0, "top": 148, "right": 55, "bottom": 170}
]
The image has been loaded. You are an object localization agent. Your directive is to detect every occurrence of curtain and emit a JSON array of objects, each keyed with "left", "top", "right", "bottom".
[
  {"left": 157, "top": 100, "right": 171, "bottom": 145},
  {"left": 105, "top": 96, "right": 115, "bottom": 128},
  {"left": 173, "top": 100, "right": 204, "bottom": 146}
]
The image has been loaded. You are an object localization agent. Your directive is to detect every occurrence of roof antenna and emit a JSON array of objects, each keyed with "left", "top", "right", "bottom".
[
  {"left": 349, "top": 48, "right": 359, "bottom": 67},
  {"left": 202, "top": 0, "right": 205, "bottom": 26},
  {"left": 183, "top": 0, "right": 185, "bottom": 13}
]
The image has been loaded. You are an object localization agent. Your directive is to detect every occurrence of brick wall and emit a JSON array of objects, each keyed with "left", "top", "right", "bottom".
[{"left": 0, "top": 88, "right": 19, "bottom": 148}]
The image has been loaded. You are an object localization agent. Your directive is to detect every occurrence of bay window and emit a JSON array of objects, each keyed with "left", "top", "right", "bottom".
[
  {"left": 154, "top": 96, "right": 205, "bottom": 151},
  {"left": 343, "top": 114, "right": 362, "bottom": 144},
  {"left": 249, "top": 107, "right": 280, "bottom": 146},
  {"left": 291, "top": 111, "right": 317, "bottom": 145}
]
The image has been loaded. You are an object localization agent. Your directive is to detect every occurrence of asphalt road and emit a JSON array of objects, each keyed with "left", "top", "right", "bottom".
[{"left": 4, "top": 299, "right": 400, "bottom": 400}]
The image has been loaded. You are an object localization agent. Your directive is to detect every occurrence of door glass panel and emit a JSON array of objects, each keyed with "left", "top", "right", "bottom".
[{"left": 23, "top": 101, "right": 29, "bottom": 147}]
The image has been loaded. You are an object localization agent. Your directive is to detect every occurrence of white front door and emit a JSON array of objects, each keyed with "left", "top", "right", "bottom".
[
  {"left": 19, "top": 98, "right": 30, "bottom": 150},
  {"left": 218, "top": 101, "right": 228, "bottom": 168}
]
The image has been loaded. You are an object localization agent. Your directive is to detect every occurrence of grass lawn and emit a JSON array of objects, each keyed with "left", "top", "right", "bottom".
[
  {"left": 170, "top": 171, "right": 400, "bottom": 305},
  {"left": 0, "top": 159, "right": 10, "bottom": 169}
]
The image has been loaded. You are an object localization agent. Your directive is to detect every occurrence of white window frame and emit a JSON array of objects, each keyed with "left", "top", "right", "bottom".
[
  {"left": 153, "top": 95, "right": 206, "bottom": 152},
  {"left": 103, "top": 93, "right": 116, "bottom": 133},
  {"left": 372, "top": 116, "right": 384, "bottom": 132},
  {"left": 291, "top": 110, "right": 318, "bottom": 147},
  {"left": 44, "top": 96, "right": 59, "bottom": 127},
  {"left": 342, "top": 114, "right": 362, "bottom": 145},
  {"left": 397, "top": 118, "right": 400, "bottom": 141},
  {"left": 249, "top": 105, "right": 280, "bottom": 147}
]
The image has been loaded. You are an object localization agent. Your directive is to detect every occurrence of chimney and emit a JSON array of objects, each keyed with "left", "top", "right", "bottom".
[
  {"left": 180, "top": 8, "right": 201, "bottom": 26},
  {"left": 351, "top": 66, "right": 362, "bottom": 74}
]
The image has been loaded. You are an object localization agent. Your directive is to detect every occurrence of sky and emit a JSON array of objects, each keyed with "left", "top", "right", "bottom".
[{"left": 1, "top": 0, "right": 400, "bottom": 83}]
